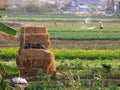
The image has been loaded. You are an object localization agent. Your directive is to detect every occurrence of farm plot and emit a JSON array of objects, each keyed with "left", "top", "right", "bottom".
[
  {"left": 1, "top": 20, "right": 120, "bottom": 49},
  {"left": 0, "top": 48, "right": 120, "bottom": 89},
  {"left": 0, "top": 17, "right": 120, "bottom": 89}
]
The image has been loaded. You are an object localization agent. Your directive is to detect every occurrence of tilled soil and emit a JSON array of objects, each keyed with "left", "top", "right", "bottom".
[
  {"left": 51, "top": 40, "right": 120, "bottom": 49},
  {"left": 0, "top": 38, "right": 120, "bottom": 49}
]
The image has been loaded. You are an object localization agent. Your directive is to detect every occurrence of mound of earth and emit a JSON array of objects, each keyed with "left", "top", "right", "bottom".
[
  {"left": 0, "top": 32, "right": 19, "bottom": 42},
  {"left": 3, "top": 21, "right": 24, "bottom": 27}
]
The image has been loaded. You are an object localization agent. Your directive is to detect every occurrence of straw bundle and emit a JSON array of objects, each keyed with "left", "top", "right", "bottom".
[
  {"left": 35, "top": 26, "right": 48, "bottom": 33},
  {"left": 20, "top": 33, "right": 51, "bottom": 49},
  {"left": 21, "top": 49, "right": 49, "bottom": 58},
  {"left": 21, "top": 26, "right": 48, "bottom": 34},
  {"left": 21, "top": 27, "right": 35, "bottom": 34},
  {"left": 16, "top": 26, "right": 56, "bottom": 76},
  {"left": 16, "top": 49, "right": 56, "bottom": 75},
  {"left": 20, "top": 34, "right": 50, "bottom": 43}
]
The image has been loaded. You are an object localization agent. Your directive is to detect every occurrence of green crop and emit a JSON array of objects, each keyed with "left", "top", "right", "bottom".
[
  {"left": 0, "top": 48, "right": 18, "bottom": 59},
  {"left": 0, "top": 48, "right": 120, "bottom": 60},
  {"left": 4, "top": 15, "right": 120, "bottom": 22},
  {"left": 49, "top": 31, "right": 120, "bottom": 40},
  {"left": 52, "top": 49, "right": 120, "bottom": 60}
]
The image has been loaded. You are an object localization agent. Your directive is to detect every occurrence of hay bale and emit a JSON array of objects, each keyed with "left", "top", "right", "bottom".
[
  {"left": 21, "top": 27, "right": 35, "bottom": 34},
  {"left": 20, "top": 49, "right": 50, "bottom": 58},
  {"left": 35, "top": 26, "right": 48, "bottom": 33},
  {"left": 19, "top": 34, "right": 51, "bottom": 49},
  {"left": 21, "top": 33, "right": 50, "bottom": 42},
  {"left": 16, "top": 49, "right": 56, "bottom": 75},
  {"left": 44, "top": 52, "right": 56, "bottom": 74},
  {"left": 16, "top": 26, "right": 56, "bottom": 76},
  {"left": 21, "top": 26, "right": 47, "bottom": 35}
]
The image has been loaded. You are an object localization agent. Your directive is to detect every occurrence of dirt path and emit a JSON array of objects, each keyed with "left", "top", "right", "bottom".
[
  {"left": 51, "top": 40, "right": 120, "bottom": 49},
  {"left": 0, "top": 37, "right": 120, "bottom": 49}
]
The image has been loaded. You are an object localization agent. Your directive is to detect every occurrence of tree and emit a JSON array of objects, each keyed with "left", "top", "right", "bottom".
[
  {"left": 106, "top": 0, "right": 115, "bottom": 14},
  {"left": 115, "top": 9, "right": 120, "bottom": 19},
  {"left": 24, "top": 0, "right": 41, "bottom": 14}
]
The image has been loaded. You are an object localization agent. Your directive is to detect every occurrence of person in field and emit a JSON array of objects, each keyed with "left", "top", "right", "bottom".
[
  {"left": 99, "top": 21, "right": 103, "bottom": 29},
  {"left": 53, "top": 20, "right": 57, "bottom": 26}
]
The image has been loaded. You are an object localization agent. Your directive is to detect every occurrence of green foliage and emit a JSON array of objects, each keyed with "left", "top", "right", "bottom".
[
  {"left": 24, "top": 0, "right": 41, "bottom": 14},
  {"left": 0, "top": 22, "right": 17, "bottom": 35},
  {"left": 3, "top": 15, "right": 120, "bottom": 21},
  {"left": 0, "top": 63, "right": 19, "bottom": 90},
  {"left": 0, "top": 63, "right": 19, "bottom": 76},
  {"left": 25, "top": 81, "right": 54, "bottom": 90},
  {"left": 0, "top": 8, "right": 6, "bottom": 12},
  {"left": 107, "top": 84, "right": 119, "bottom": 90},
  {"left": 0, "top": 48, "right": 120, "bottom": 60},
  {"left": 66, "top": 70, "right": 82, "bottom": 90},
  {"left": 0, "top": 48, "right": 18, "bottom": 59},
  {"left": 115, "top": 9, "right": 120, "bottom": 18},
  {"left": 49, "top": 31, "right": 120, "bottom": 40},
  {"left": 53, "top": 49, "right": 120, "bottom": 60}
]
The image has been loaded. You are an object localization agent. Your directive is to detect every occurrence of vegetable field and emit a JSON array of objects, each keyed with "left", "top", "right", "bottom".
[
  {"left": 0, "top": 48, "right": 120, "bottom": 89},
  {"left": 0, "top": 15, "right": 120, "bottom": 89}
]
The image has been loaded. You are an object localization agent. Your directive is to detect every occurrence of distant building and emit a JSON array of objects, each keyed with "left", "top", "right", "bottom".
[
  {"left": 65, "top": 0, "right": 107, "bottom": 16},
  {"left": 74, "top": 0, "right": 101, "bottom": 4},
  {"left": 67, "top": 0, "right": 101, "bottom": 11},
  {"left": 9, "top": 0, "right": 26, "bottom": 5}
]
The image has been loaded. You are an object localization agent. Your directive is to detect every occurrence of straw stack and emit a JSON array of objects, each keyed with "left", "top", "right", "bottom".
[
  {"left": 20, "top": 33, "right": 50, "bottom": 50},
  {"left": 16, "top": 26, "right": 56, "bottom": 76},
  {"left": 20, "top": 26, "right": 48, "bottom": 34}
]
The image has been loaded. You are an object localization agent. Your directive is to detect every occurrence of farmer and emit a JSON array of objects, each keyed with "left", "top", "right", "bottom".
[
  {"left": 99, "top": 21, "right": 103, "bottom": 29},
  {"left": 53, "top": 20, "right": 57, "bottom": 26}
]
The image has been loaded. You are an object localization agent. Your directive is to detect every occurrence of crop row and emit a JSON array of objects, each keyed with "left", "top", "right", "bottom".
[
  {"left": 46, "top": 24, "right": 120, "bottom": 31},
  {"left": 15, "top": 23, "right": 120, "bottom": 32},
  {"left": 49, "top": 31, "right": 120, "bottom": 40},
  {"left": 0, "top": 48, "right": 120, "bottom": 60},
  {"left": 52, "top": 49, "right": 120, "bottom": 60},
  {"left": 4, "top": 15, "right": 120, "bottom": 21}
]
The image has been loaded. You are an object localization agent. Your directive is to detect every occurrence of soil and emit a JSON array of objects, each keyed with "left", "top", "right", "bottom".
[{"left": 51, "top": 40, "right": 120, "bottom": 49}]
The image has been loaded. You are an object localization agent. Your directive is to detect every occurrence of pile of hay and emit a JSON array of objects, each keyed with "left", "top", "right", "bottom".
[{"left": 16, "top": 26, "right": 56, "bottom": 76}]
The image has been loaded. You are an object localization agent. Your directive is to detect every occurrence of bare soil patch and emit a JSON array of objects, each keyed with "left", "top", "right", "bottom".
[{"left": 51, "top": 40, "right": 120, "bottom": 49}]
